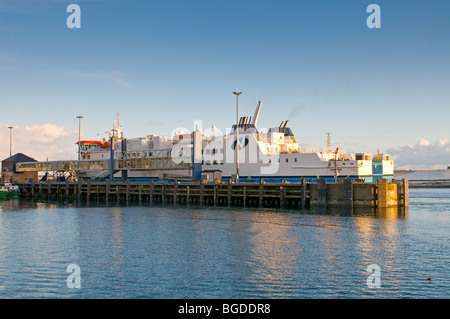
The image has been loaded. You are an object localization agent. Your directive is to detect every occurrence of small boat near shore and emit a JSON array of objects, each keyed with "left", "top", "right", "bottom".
[
  {"left": 0, "top": 186, "right": 8, "bottom": 200},
  {"left": 0, "top": 183, "right": 20, "bottom": 199}
]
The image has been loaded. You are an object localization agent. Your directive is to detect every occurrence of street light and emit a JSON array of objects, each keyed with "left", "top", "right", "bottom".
[
  {"left": 8, "top": 126, "right": 13, "bottom": 157},
  {"left": 76, "top": 116, "right": 83, "bottom": 160},
  {"left": 233, "top": 91, "right": 242, "bottom": 182}
]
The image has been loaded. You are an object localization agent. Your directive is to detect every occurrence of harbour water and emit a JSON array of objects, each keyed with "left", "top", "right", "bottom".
[{"left": 0, "top": 188, "right": 448, "bottom": 299}]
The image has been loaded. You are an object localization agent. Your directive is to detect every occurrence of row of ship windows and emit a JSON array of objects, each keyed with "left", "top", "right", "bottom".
[
  {"left": 203, "top": 158, "right": 300, "bottom": 165},
  {"left": 82, "top": 155, "right": 105, "bottom": 159},
  {"left": 202, "top": 149, "right": 224, "bottom": 154},
  {"left": 203, "top": 158, "right": 359, "bottom": 165},
  {"left": 80, "top": 154, "right": 357, "bottom": 166}
]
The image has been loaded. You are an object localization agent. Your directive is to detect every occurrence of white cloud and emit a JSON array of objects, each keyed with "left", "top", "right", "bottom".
[
  {"left": 417, "top": 137, "right": 430, "bottom": 146},
  {"left": 387, "top": 138, "right": 450, "bottom": 170},
  {"left": 0, "top": 123, "right": 79, "bottom": 162}
]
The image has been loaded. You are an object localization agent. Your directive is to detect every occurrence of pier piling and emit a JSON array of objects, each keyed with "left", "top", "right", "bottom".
[
  {"left": 16, "top": 179, "right": 407, "bottom": 209},
  {"left": 317, "top": 179, "right": 327, "bottom": 207},
  {"left": 343, "top": 179, "right": 353, "bottom": 209}
]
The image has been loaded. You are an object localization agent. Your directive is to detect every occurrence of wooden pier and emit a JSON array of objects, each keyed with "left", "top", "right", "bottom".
[{"left": 16, "top": 178, "right": 409, "bottom": 209}]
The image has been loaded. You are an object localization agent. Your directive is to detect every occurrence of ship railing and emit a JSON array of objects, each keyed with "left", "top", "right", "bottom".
[
  {"left": 17, "top": 148, "right": 194, "bottom": 173},
  {"left": 114, "top": 149, "right": 193, "bottom": 170},
  {"left": 17, "top": 160, "right": 109, "bottom": 172},
  {"left": 115, "top": 148, "right": 175, "bottom": 160},
  {"left": 116, "top": 157, "right": 192, "bottom": 170}
]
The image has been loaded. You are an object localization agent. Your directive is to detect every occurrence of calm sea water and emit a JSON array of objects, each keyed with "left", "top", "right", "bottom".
[{"left": 0, "top": 188, "right": 449, "bottom": 299}]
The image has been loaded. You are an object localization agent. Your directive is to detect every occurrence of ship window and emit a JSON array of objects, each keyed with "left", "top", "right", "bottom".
[
  {"left": 269, "top": 159, "right": 271, "bottom": 164},
  {"left": 365, "top": 155, "right": 371, "bottom": 161},
  {"left": 87, "top": 155, "right": 90, "bottom": 159},
  {"left": 294, "top": 158, "right": 297, "bottom": 162},
  {"left": 356, "top": 154, "right": 363, "bottom": 161},
  {"left": 286, "top": 158, "right": 288, "bottom": 162}
]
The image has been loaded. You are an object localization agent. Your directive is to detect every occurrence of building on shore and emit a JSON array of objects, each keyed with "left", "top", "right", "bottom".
[{"left": 1, "top": 153, "right": 38, "bottom": 183}]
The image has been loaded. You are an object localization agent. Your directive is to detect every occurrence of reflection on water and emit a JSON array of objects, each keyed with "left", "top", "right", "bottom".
[
  {"left": 109, "top": 207, "right": 125, "bottom": 280},
  {"left": 0, "top": 188, "right": 449, "bottom": 298},
  {"left": 325, "top": 206, "right": 409, "bottom": 220},
  {"left": 245, "top": 212, "right": 301, "bottom": 297},
  {"left": 376, "top": 207, "right": 409, "bottom": 219}
]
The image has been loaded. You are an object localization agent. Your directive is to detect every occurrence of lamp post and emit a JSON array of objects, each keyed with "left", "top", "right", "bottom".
[
  {"left": 8, "top": 126, "right": 13, "bottom": 157},
  {"left": 76, "top": 116, "right": 83, "bottom": 160},
  {"left": 233, "top": 91, "right": 242, "bottom": 182}
]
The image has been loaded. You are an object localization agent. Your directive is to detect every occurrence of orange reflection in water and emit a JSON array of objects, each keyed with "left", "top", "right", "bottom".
[
  {"left": 244, "top": 211, "right": 301, "bottom": 297},
  {"left": 354, "top": 207, "right": 408, "bottom": 293}
]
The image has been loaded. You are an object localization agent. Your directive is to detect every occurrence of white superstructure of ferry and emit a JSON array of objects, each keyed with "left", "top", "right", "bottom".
[{"left": 76, "top": 103, "right": 394, "bottom": 182}]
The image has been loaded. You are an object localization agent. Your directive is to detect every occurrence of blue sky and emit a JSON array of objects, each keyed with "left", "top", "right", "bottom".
[{"left": 1, "top": 0, "right": 450, "bottom": 168}]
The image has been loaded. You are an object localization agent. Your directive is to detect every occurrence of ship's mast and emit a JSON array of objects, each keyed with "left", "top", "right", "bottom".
[
  {"left": 110, "top": 112, "right": 123, "bottom": 139},
  {"left": 326, "top": 132, "right": 332, "bottom": 153},
  {"left": 116, "top": 112, "right": 122, "bottom": 138}
]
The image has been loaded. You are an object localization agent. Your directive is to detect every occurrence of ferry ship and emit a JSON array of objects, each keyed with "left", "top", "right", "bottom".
[{"left": 76, "top": 102, "right": 394, "bottom": 183}]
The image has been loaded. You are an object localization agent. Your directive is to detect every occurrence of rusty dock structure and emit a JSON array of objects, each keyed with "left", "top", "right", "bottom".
[{"left": 16, "top": 178, "right": 409, "bottom": 209}]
